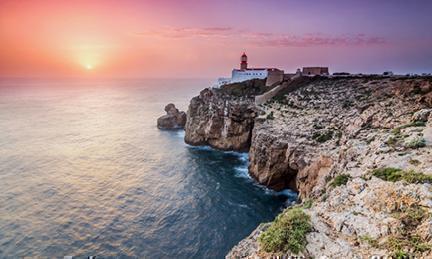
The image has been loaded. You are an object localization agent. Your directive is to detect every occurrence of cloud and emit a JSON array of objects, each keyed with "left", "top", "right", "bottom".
[
  {"left": 249, "top": 33, "right": 386, "bottom": 47},
  {"left": 137, "top": 27, "right": 234, "bottom": 39},
  {"left": 137, "top": 27, "right": 386, "bottom": 47}
]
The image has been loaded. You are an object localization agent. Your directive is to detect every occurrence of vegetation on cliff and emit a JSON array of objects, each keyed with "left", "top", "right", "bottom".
[
  {"left": 219, "top": 79, "right": 271, "bottom": 97},
  {"left": 330, "top": 174, "right": 351, "bottom": 187},
  {"left": 372, "top": 167, "right": 432, "bottom": 184},
  {"left": 225, "top": 75, "right": 432, "bottom": 258},
  {"left": 258, "top": 207, "right": 312, "bottom": 254}
]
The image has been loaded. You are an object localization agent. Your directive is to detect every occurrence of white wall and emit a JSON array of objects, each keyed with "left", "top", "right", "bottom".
[
  {"left": 231, "top": 69, "right": 268, "bottom": 83},
  {"left": 215, "top": 69, "right": 269, "bottom": 88}
]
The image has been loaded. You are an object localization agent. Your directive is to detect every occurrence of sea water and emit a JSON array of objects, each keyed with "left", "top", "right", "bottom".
[{"left": 0, "top": 78, "right": 295, "bottom": 258}]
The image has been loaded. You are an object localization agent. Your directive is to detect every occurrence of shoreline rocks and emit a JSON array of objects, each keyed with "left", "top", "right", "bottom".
[
  {"left": 184, "top": 76, "right": 432, "bottom": 258},
  {"left": 228, "top": 76, "right": 432, "bottom": 258},
  {"left": 157, "top": 103, "right": 187, "bottom": 130}
]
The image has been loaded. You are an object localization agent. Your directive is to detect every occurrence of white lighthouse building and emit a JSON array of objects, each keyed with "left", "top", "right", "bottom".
[{"left": 216, "top": 53, "right": 284, "bottom": 87}]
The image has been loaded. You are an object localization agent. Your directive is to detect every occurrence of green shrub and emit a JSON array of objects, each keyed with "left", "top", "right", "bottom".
[
  {"left": 312, "top": 130, "right": 333, "bottom": 143},
  {"left": 372, "top": 167, "right": 432, "bottom": 184},
  {"left": 386, "top": 204, "right": 432, "bottom": 257},
  {"left": 385, "top": 136, "right": 399, "bottom": 146},
  {"left": 258, "top": 208, "right": 312, "bottom": 254},
  {"left": 372, "top": 167, "right": 404, "bottom": 182},
  {"left": 302, "top": 199, "right": 313, "bottom": 209},
  {"left": 387, "top": 234, "right": 431, "bottom": 258},
  {"left": 400, "top": 206, "right": 427, "bottom": 228},
  {"left": 330, "top": 174, "right": 351, "bottom": 187},
  {"left": 392, "top": 121, "right": 426, "bottom": 134},
  {"left": 359, "top": 235, "right": 378, "bottom": 248},
  {"left": 405, "top": 137, "right": 426, "bottom": 149}
]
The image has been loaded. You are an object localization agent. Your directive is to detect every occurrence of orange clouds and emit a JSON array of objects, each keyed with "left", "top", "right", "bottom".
[{"left": 0, "top": 0, "right": 430, "bottom": 77}]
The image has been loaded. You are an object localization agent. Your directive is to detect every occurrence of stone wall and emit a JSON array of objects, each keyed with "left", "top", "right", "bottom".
[
  {"left": 302, "top": 67, "right": 329, "bottom": 75},
  {"left": 255, "top": 74, "right": 302, "bottom": 105},
  {"left": 265, "top": 69, "right": 284, "bottom": 86}
]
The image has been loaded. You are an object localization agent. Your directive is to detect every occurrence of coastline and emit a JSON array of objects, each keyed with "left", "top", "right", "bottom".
[{"left": 183, "top": 75, "right": 432, "bottom": 258}]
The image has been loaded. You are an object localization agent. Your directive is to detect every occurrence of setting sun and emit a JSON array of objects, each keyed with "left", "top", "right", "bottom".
[{"left": 0, "top": 0, "right": 432, "bottom": 258}]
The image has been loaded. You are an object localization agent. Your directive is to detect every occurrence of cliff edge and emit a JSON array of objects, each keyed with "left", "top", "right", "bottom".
[
  {"left": 185, "top": 75, "right": 432, "bottom": 258},
  {"left": 184, "top": 79, "right": 269, "bottom": 151}
]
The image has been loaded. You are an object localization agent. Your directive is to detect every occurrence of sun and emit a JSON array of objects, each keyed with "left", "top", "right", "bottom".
[{"left": 85, "top": 64, "right": 93, "bottom": 70}]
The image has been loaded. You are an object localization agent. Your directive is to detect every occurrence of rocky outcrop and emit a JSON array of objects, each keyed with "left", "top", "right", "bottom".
[
  {"left": 183, "top": 75, "right": 432, "bottom": 258},
  {"left": 227, "top": 76, "right": 432, "bottom": 258},
  {"left": 184, "top": 88, "right": 258, "bottom": 151},
  {"left": 249, "top": 76, "right": 432, "bottom": 196},
  {"left": 157, "top": 103, "right": 187, "bottom": 129}
]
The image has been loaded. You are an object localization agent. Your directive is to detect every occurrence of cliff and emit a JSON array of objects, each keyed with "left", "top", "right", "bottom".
[
  {"left": 184, "top": 76, "right": 432, "bottom": 258},
  {"left": 184, "top": 79, "right": 268, "bottom": 151},
  {"left": 229, "top": 76, "right": 432, "bottom": 258}
]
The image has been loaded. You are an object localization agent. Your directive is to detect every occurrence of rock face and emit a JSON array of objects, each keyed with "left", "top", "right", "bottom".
[
  {"left": 226, "top": 76, "right": 432, "bottom": 258},
  {"left": 184, "top": 88, "right": 258, "bottom": 151},
  {"left": 249, "top": 76, "right": 432, "bottom": 196},
  {"left": 184, "top": 75, "right": 432, "bottom": 258},
  {"left": 157, "top": 103, "right": 187, "bottom": 129}
]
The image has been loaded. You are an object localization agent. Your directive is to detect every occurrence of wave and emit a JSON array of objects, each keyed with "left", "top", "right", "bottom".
[{"left": 234, "top": 166, "right": 251, "bottom": 179}]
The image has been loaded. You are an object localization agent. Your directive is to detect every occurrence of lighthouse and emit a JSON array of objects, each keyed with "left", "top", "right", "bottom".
[
  {"left": 216, "top": 52, "right": 284, "bottom": 87},
  {"left": 240, "top": 52, "right": 248, "bottom": 70}
]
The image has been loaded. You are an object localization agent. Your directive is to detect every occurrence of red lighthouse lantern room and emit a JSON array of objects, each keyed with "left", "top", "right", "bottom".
[{"left": 240, "top": 52, "right": 248, "bottom": 70}]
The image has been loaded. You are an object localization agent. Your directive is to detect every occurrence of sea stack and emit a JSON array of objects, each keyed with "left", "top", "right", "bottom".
[{"left": 157, "top": 103, "right": 187, "bottom": 129}]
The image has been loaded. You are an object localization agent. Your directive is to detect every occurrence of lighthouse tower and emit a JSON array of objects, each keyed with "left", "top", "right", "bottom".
[{"left": 240, "top": 52, "right": 248, "bottom": 70}]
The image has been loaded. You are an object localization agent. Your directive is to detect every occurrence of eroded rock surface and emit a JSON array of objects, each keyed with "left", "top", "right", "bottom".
[
  {"left": 184, "top": 86, "right": 260, "bottom": 151},
  {"left": 225, "top": 76, "right": 432, "bottom": 258},
  {"left": 157, "top": 103, "right": 187, "bottom": 129},
  {"left": 250, "top": 77, "right": 432, "bottom": 196}
]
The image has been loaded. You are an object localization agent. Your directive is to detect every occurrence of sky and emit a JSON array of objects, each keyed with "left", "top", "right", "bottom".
[{"left": 1, "top": 0, "right": 432, "bottom": 78}]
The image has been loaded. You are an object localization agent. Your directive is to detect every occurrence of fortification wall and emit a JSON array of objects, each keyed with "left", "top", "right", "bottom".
[
  {"left": 255, "top": 81, "right": 289, "bottom": 105},
  {"left": 255, "top": 74, "right": 302, "bottom": 105},
  {"left": 303, "top": 67, "right": 329, "bottom": 75},
  {"left": 265, "top": 70, "right": 284, "bottom": 86}
]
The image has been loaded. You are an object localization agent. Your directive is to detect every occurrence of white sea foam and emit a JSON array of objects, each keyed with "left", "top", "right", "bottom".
[
  {"left": 186, "top": 145, "right": 213, "bottom": 151},
  {"left": 276, "top": 189, "right": 298, "bottom": 200},
  {"left": 176, "top": 130, "right": 185, "bottom": 138},
  {"left": 234, "top": 166, "right": 251, "bottom": 179}
]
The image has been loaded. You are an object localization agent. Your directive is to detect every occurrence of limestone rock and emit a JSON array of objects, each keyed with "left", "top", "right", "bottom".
[
  {"left": 157, "top": 103, "right": 187, "bottom": 129},
  {"left": 184, "top": 88, "right": 257, "bottom": 151},
  {"left": 412, "top": 108, "right": 432, "bottom": 122},
  {"left": 224, "top": 76, "right": 432, "bottom": 258}
]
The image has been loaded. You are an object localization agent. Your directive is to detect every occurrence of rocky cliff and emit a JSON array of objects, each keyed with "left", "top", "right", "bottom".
[
  {"left": 250, "top": 76, "right": 432, "bottom": 198},
  {"left": 185, "top": 76, "right": 432, "bottom": 258},
  {"left": 184, "top": 79, "right": 268, "bottom": 151}
]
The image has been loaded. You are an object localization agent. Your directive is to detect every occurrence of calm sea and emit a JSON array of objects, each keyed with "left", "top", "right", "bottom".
[{"left": 0, "top": 78, "right": 294, "bottom": 258}]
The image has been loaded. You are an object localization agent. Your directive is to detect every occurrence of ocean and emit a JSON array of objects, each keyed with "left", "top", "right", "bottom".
[{"left": 0, "top": 78, "right": 294, "bottom": 258}]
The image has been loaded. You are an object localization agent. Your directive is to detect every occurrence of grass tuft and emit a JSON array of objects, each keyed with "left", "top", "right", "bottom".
[
  {"left": 302, "top": 199, "right": 313, "bottom": 209},
  {"left": 371, "top": 167, "right": 432, "bottom": 184},
  {"left": 258, "top": 207, "right": 312, "bottom": 254},
  {"left": 330, "top": 174, "right": 351, "bottom": 187},
  {"left": 359, "top": 235, "right": 379, "bottom": 248},
  {"left": 405, "top": 137, "right": 426, "bottom": 149},
  {"left": 391, "top": 121, "right": 426, "bottom": 134},
  {"left": 312, "top": 130, "right": 333, "bottom": 143}
]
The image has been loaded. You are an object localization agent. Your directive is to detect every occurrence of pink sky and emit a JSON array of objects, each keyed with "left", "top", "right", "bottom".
[{"left": 1, "top": 0, "right": 431, "bottom": 78}]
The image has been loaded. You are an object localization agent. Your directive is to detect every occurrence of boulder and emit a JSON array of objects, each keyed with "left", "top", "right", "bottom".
[
  {"left": 412, "top": 108, "right": 432, "bottom": 122},
  {"left": 157, "top": 103, "right": 187, "bottom": 129}
]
